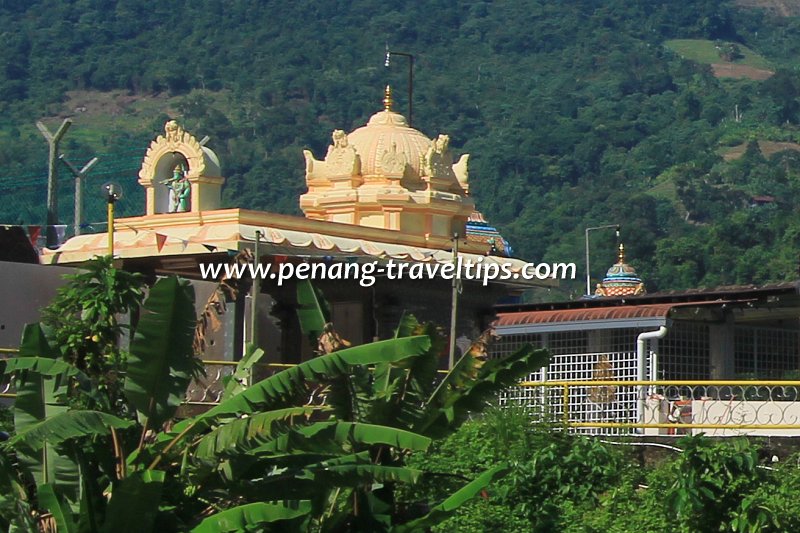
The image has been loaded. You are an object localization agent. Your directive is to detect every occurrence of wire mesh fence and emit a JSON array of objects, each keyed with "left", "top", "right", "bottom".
[{"left": 0, "top": 147, "right": 145, "bottom": 241}]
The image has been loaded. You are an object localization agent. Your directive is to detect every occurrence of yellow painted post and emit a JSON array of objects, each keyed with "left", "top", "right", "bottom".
[
  {"left": 563, "top": 383, "right": 569, "bottom": 426},
  {"left": 107, "top": 200, "right": 114, "bottom": 256}
]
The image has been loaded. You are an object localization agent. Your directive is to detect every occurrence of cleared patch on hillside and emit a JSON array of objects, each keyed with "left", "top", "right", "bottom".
[
  {"left": 710, "top": 63, "right": 774, "bottom": 80},
  {"left": 40, "top": 89, "right": 233, "bottom": 147},
  {"left": 665, "top": 39, "right": 774, "bottom": 80},
  {"left": 735, "top": 0, "right": 800, "bottom": 17},
  {"left": 722, "top": 140, "right": 800, "bottom": 161},
  {"left": 60, "top": 90, "right": 166, "bottom": 118},
  {"left": 645, "top": 177, "right": 689, "bottom": 219}
]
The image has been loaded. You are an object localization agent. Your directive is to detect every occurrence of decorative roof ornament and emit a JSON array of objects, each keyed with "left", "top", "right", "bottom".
[
  {"left": 383, "top": 85, "right": 393, "bottom": 111},
  {"left": 595, "top": 243, "right": 646, "bottom": 297},
  {"left": 466, "top": 210, "right": 513, "bottom": 257}
]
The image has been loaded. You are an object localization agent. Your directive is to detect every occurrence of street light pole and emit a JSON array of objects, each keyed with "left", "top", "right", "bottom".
[
  {"left": 585, "top": 224, "right": 620, "bottom": 295},
  {"left": 104, "top": 183, "right": 122, "bottom": 257},
  {"left": 448, "top": 232, "right": 461, "bottom": 370},
  {"left": 384, "top": 48, "right": 414, "bottom": 126}
]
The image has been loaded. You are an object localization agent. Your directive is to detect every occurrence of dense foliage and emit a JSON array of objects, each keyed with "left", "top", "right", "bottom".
[
  {"left": 411, "top": 410, "right": 800, "bottom": 532},
  {"left": 4, "top": 1, "right": 800, "bottom": 293},
  {"left": 0, "top": 261, "right": 550, "bottom": 531}
]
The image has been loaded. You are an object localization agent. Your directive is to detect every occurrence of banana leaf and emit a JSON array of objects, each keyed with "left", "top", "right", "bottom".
[
  {"left": 38, "top": 483, "right": 77, "bottom": 533},
  {"left": 200, "top": 335, "right": 431, "bottom": 422},
  {"left": 248, "top": 421, "right": 431, "bottom": 456},
  {"left": 415, "top": 344, "right": 550, "bottom": 437},
  {"left": 394, "top": 464, "right": 510, "bottom": 532},
  {"left": 220, "top": 343, "right": 268, "bottom": 401},
  {"left": 301, "top": 463, "right": 423, "bottom": 486},
  {"left": 6, "top": 410, "right": 134, "bottom": 453},
  {"left": 124, "top": 276, "right": 197, "bottom": 430},
  {"left": 100, "top": 470, "right": 165, "bottom": 533},
  {"left": 3, "top": 357, "right": 86, "bottom": 379},
  {"left": 296, "top": 279, "right": 330, "bottom": 346},
  {"left": 193, "top": 406, "right": 322, "bottom": 459},
  {"left": 190, "top": 501, "right": 312, "bottom": 532},
  {"left": 13, "top": 323, "right": 81, "bottom": 506}
]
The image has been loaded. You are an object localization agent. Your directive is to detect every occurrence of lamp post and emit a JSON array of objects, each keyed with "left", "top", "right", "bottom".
[
  {"left": 384, "top": 47, "right": 414, "bottom": 125},
  {"left": 250, "top": 230, "right": 261, "bottom": 349},
  {"left": 584, "top": 224, "right": 620, "bottom": 296},
  {"left": 103, "top": 182, "right": 122, "bottom": 257},
  {"left": 448, "top": 232, "right": 461, "bottom": 370}
]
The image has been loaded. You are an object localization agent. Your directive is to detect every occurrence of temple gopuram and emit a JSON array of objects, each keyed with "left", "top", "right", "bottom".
[{"left": 41, "top": 88, "right": 552, "bottom": 377}]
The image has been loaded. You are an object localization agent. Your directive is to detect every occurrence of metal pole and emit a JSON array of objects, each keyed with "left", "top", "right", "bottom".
[
  {"left": 60, "top": 155, "right": 98, "bottom": 236},
  {"left": 448, "top": 233, "right": 460, "bottom": 369},
  {"left": 584, "top": 224, "right": 620, "bottom": 295},
  {"left": 37, "top": 119, "right": 72, "bottom": 247},
  {"left": 585, "top": 227, "right": 591, "bottom": 296},
  {"left": 250, "top": 230, "right": 261, "bottom": 347},
  {"left": 385, "top": 50, "right": 414, "bottom": 125},
  {"left": 407, "top": 54, "right": 413, "bottom": 126}
]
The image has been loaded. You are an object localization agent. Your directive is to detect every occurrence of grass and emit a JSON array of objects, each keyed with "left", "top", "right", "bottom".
[{"left": 665, "top": 39, "right": 772, "bottom": 70}]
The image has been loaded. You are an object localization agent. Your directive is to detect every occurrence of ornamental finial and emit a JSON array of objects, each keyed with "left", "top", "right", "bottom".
[
  {"left": 618, "top": 243, "right": 626, "bottom": 264},
  {"left": 383, "top": 85, "right": 393, "bottom": 111}
]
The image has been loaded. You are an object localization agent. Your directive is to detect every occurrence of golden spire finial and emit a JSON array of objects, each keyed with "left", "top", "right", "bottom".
[
  {"left": 618, "top": 243, "right": 626, "bottom": 264},
  {"left": 383, "top": 85, "right": 393, "bottom": 111}
]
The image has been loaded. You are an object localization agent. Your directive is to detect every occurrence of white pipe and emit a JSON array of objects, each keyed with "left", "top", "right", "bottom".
[
  {"left": 649, "top": 349, "right": 658, "bottom": 382},
  {"left": 636, "top": 326, "right": 668, "bottom": 426}
]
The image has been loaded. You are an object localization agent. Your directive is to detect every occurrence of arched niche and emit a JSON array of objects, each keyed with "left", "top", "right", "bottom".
[
  {"left": 138, "top": 120, "right": 225, "bottom": 216},
  {"left": 154, "top": 152, "right": 189, "bottom": 214}
]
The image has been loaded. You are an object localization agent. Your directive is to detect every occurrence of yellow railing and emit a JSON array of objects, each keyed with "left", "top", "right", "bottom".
[{"left": 512, "top": 380, "right": 800, "bottom": 433}]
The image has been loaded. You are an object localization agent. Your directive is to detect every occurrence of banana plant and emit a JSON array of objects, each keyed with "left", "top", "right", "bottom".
[
  {"left": 0, "top": 266, "right": 549, "bottom": 532},
  {"left": 1, "top": 268, "right": 198, "bottom": 532},
  {"left": 287, "top": 280, "right": 551, "bottom": 530}
]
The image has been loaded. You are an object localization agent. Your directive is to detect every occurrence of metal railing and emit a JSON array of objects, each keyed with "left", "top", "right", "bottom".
[
  {"left": 183, "top": 360, "right": 297, "bottom": 406},
  {"left": 0, "top": 352, "right": 298, "bottom": 405},
  {"left": 6, "top": 346, "right": 800, "bottom": 437},
  {"left": 512, "top": 380, "right": 800, "bottom": 436},
  {"left": 0, "top": 353, "right": 451, "bottom": 407}
]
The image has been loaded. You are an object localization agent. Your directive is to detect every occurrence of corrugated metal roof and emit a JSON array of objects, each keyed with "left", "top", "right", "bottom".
[
  {"left": 495, "top": 300, "right": 743, "bottom": 327},
  {"left": 496, "top": 303, "right": 676, "bottom": 327},
  {"left": 497, "top": 282, "right": 799, "bottom": 314}
]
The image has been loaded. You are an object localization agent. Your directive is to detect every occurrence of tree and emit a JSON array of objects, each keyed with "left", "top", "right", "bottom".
[{"left": 0, "top": 262, "right": 549, "bottom": 531}]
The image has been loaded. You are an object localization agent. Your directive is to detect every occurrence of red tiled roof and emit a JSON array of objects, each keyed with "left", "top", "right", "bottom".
[{"left": 495, "top": 301, "right": 742, "bottom": 327}]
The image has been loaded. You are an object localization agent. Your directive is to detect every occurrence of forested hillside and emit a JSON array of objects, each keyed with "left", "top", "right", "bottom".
[{"left": 3, "top": 0, "right": 800, "bottom": 295}]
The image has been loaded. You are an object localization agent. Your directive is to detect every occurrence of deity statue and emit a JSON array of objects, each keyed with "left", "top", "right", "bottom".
[
  {"left": 161, "top": 163, "right": 191, "bottom": 213},
  {"left": 422, "top": 134, "right": 453, "bottom": 178}
]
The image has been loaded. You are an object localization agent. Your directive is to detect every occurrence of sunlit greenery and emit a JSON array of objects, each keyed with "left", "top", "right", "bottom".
[
  {"left": 0, "top": 263, "right": 550, "bottom": 531},
  {"left": 3, "top": 1, "right": 800, "bottom": 295},
  {"left": 411, "top": 411, "right": 800, "bottom": 532}
]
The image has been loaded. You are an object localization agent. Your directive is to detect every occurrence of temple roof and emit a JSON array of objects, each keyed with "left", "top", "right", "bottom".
[
  {"left": 299, "top": 86, "right": 472, "bottom": 237},
  {"left": 40, "top": 208, "right": 554, "bottom": 289},
  {"left": 347, "top": 106, "right": 432, "bottom": 179},
  {"left": 595, "top": 243, "right": 645, "bottom": 297},
  {"left": 465, "top": 210, "right": 513, "bottom": 257}
]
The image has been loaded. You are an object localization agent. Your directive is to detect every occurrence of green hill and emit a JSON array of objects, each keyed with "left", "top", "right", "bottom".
[{"left": 2, "top": 0, "right": 800, "bottom": 295}]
